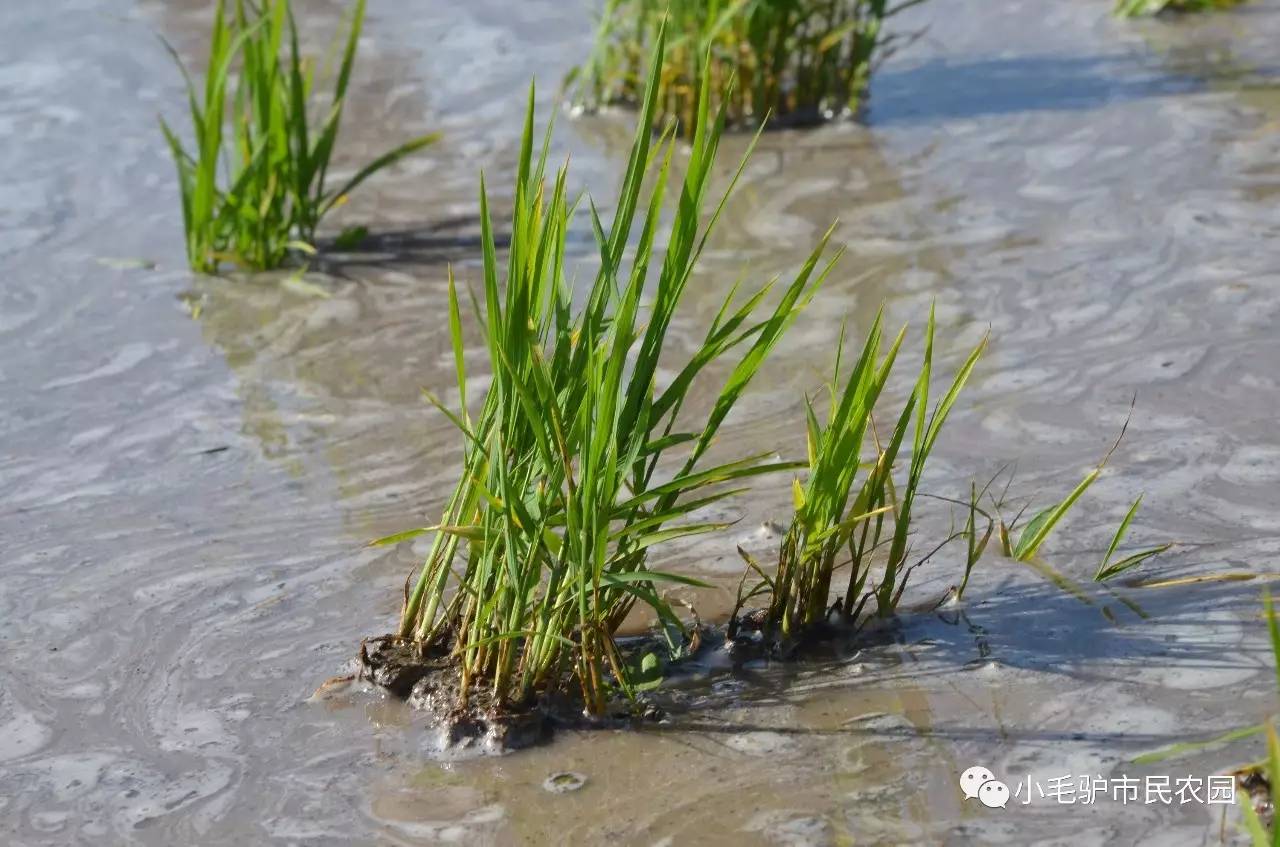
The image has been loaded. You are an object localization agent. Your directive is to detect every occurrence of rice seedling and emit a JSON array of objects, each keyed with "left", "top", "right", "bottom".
[
  {"left": 731, "top": 309, "right": 987, "bottom": 643},
  {"left": 1094, "top": 495, "right": 1172, "bottom": 582},
  {"left": 1001, "top": 457, "right": 1108, "bottom": 563},
  {"left": 160, "top": 0, "right": 438, "bottom": 272},
  {"left": 571, "top": 0, "right": 921, "bottom": 134},
  {"left": 999, "top": 474, "right": 1171, "bottom": 578},
  {"left": 378, "top": 31, "right": 841, "bottom": 716},
  {"left": 1114, "top": 0, "right": 1244, "bottom": 17},
  {"left": 956, "top": 477, "right": 997, "bottom": 600},
  {"left": 996, "top": 413, "right": 1167, "bottom": 579}
]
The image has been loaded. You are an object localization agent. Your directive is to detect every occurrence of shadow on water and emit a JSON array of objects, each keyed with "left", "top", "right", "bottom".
[
  {"left": 311, "top": 215, "right": 500, "bottom": 273},
  {"left": 871, "top": 3, "right": 1280, "bottom": 127},
  {"left": 870, "top": 54, "right": 1207, "bottom": 125},
  {"left": 648, "top": 569, "right": 1271, "bottom": 752}
]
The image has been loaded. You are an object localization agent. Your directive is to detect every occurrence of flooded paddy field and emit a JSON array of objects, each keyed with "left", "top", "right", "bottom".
[{"left": 3, "top": 0, "right": 1280, "bottom": 843}]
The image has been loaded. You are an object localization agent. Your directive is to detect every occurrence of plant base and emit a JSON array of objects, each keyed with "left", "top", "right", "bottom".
[
  {"left": 354, "top": 613, "right": 898, "bottom": 754},
  {"left": 726, "top": 607, "right": 900, "bottom": 662},
  {"left": 357, "top": 635, "right": 663, "bottom": 754}
]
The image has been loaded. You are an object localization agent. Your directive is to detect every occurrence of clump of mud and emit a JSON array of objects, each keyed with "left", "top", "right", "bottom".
[
  {"left": 357, "top": 635, "right": 663, "bottom": 754},
  {"left": 355, "top": 611, "right": 897, "bottom": 754}
]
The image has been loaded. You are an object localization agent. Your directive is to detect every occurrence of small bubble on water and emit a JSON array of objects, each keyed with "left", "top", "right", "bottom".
[{"left": 542, "top": 771, "right": 587, "bottom": 794}]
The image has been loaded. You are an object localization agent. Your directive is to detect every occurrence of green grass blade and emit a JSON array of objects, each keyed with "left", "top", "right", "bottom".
[{"left": 1013, "top": 468, "right": 1100, "bottom": 561}]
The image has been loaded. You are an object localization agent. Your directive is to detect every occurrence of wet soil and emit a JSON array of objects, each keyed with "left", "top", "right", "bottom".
[
  {"left": 357, "top": 633, "right": 681, "bottom": 753},
  {"left": 358, "top": 636, "right": 555, "bottom": 752},
  {"left": 353, "top": 611, "right": 950, "bottom": 756}
]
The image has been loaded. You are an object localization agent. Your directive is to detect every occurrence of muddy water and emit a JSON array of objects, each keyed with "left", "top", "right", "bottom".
[{"left": 4, "top": 0, "right": 1280, "bottom": 843}]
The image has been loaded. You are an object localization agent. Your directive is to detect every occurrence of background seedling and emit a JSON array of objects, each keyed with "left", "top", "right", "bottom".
[
  {"left": 161, "top": 0, "right": 438, "bottom": 272},
  {"left": 572, "top": 0, "right": 923, "bottom": 134}
]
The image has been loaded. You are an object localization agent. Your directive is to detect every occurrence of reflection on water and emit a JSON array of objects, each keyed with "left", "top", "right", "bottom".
[{"left": 3, "top": 0, "right": 1280, "bottom": 843}]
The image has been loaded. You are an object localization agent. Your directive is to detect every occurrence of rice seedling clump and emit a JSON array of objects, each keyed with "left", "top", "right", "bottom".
[
  {"left": 731, "top": 309, "right": 986, "bottom": 647},
  {"left": 360, "top": 29, "right": 1175, "bottom": 745},
  {"left": 726, "top": 324, "right": 1177, "bottom": 652},
  {"left": 161, "top": 0, "right": 438, "bottom": 272},
  {"left": 369, "top": 32, "right": 841, "bottom": 728},
  {"left": 573, "top": 0, "right": 916, "bottom": 133}
]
